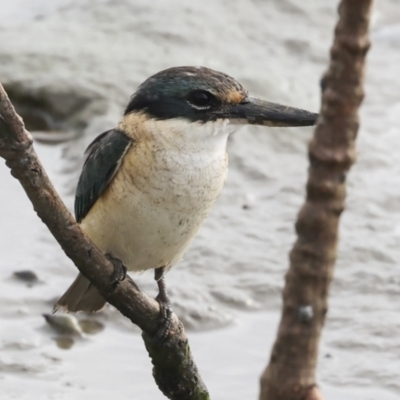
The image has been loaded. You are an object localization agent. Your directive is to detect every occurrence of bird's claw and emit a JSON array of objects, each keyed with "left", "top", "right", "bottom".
[
  {"left": 154, "top": 295, "right": 173, "bottom": 342},
  {"left": 106, "top": 254, "right": 127, "bottom": 286}
]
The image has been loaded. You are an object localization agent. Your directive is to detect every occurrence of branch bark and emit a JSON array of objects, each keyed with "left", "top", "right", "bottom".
[
  {"left": 0, "top": 86, "right": 210, "bottom": 400},
  {"left": 259, "top": 1, "right": 373, "bottom": 399}
]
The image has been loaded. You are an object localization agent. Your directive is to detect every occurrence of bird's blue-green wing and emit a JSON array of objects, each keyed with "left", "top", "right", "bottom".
[{"left": 74, "top": 129, "right": 132, "bottom": 222}]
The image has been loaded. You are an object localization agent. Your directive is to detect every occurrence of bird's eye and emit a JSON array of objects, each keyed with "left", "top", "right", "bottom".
[{"left": 187, "top": 90, "right": 215, "bottom": 110}]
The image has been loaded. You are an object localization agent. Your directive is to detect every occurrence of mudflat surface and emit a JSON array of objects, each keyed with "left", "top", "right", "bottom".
[{"left": 1, "top": 1, "right": 400, "bottom": 399}]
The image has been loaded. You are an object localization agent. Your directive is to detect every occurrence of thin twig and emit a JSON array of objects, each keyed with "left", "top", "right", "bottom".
[{"left": 259, "top": 1, "right": 373, "bottom": 399}]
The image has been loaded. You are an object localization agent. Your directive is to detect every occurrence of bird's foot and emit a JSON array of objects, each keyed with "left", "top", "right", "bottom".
[
  {"left": 105, "top": 254, "right": 127, "bottom": 286},
  {"left": 154, "top": 295, "right": 173, "bottom": 342},
  {"left": 153, "top": 267, "right": 172, "bottom": 341}
]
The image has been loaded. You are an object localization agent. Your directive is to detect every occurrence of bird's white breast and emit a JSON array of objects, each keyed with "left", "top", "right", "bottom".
[{"left": 81, "top": 116, "right": 239, "bottom": 272}]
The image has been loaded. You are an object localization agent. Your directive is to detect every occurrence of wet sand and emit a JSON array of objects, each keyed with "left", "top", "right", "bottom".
[{"left": 1, "top": 1, "right": 400, "bottom": 399}]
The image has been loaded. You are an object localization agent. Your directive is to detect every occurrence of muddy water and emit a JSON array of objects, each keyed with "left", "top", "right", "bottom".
[{"left": 1, "top": 1, "right": 400, "bottom": 399}]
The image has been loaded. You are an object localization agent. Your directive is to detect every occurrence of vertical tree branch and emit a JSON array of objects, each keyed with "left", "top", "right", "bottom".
[
  {"left": 0, "top": 86, "right": 210, "bottom": 400},
  {"left": 259, "top": 1, "right": 373, "bottom": 399}
]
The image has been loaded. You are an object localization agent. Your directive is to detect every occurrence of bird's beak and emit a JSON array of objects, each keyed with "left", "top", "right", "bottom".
[{"left": 215, "top": 97, "right": 318, "bottom": 127}]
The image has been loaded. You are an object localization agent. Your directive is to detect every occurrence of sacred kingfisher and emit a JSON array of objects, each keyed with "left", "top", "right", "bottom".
[{"left": 54, "top": 66, "right": 318, "bottom": 338}]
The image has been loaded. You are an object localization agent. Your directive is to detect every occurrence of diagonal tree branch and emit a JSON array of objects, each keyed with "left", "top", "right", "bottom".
[
  {"left": 259, "top": 1, "right": 374, "bottom": 399},
  {"left": 0, "top": 84, "right": 210, "bottom": 400}
]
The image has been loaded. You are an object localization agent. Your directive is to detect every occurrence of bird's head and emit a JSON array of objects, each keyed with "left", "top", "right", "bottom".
[{"left": 123, "top": 66, "right": 318, "bottom": 147}]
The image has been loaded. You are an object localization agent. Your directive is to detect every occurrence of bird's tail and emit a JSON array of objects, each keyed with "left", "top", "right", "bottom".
[{"left": 53, "top": 273, "right": 107, "bottom": 313}]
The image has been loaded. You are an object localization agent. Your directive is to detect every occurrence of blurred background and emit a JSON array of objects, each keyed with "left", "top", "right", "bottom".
[{"left": 0, "top": 1, "right": 400, "bottom": 399}]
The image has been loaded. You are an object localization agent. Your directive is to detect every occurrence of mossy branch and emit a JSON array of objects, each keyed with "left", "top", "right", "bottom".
[{"left": 0, "top": 84, "right": 210, "bottom": 400}]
